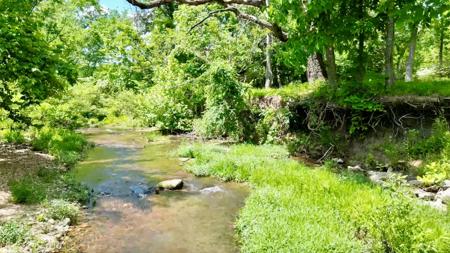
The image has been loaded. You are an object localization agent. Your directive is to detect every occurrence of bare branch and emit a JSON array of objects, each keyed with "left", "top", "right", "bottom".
[
  {"left": 188, "top": 5, "right": 288, "bottom": 41},
  {"left": 188, "top": 8, "right": 235, "bottom": 33},
  {"left": 228, "top": 6, "right": 288, "bottom": 41},
  {"left": 126, "top": 0, "right": 264, "bottom": 9}
]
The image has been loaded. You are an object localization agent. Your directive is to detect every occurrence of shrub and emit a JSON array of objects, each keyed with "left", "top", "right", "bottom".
[
  {"left": 255, "top": 108, "right": 291, "bottom": 144},
  {"left": 44, "top": 199, "right": 81, "bottom": 225},
  {"left": 9, "top": 178, "right": 46, "bottom": 204},
  {"left": 27, "top": 82, "right": 106, "bottom": 129},
  {"left": 32, "top": 127, "right": 88, "bottom": 165},
  {"left": 0, "top": 220, "right": 29, "bottom": 247}
]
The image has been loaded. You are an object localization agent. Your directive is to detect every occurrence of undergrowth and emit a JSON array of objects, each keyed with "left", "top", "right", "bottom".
[{"left": 8, "top": 167, "right": 90, "bottom": 205}]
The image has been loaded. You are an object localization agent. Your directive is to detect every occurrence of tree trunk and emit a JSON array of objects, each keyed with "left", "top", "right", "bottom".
[
  {"left": 264, "top": 34, "right": 273, "bottom": 88},
  {"left": 326, "top": 46, "right": 337, "bottom": 86},
  {"left": 307, "top": 53, "right": 327, "bottom": 83},
  {"left": 385, "top": 12, "right": 395, "bottom": 87},
  {"left": 439, "top": 26, "right": 444, "bottom": 70},
  {"left": 355, "top": 0, "right": 365, "bottom": 84},
  {"left": 405, "top": 24, "right": 418, "bottom": 82}
]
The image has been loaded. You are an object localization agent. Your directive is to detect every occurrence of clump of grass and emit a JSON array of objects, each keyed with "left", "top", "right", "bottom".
[
  {"left": 0, "top": 220, "right": 30, "bottom": 247},
  {"left": 9, "top": 168, "right": 90, "bottom": 205},
  {"left": 43, "top": 199, "right": 81, "bottom": 225},
  {"left": 31, "top": 127, "right": 88, "bottom": 166},
  {"left": 179, "top": 143, "right": 450, "bottom": 252}
]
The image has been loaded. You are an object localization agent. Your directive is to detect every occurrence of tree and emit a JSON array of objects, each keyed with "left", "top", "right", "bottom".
[{"left": 0, "top": 0, "right": 75, "bottom": 121}]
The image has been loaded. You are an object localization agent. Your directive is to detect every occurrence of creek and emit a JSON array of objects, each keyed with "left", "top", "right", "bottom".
[{"left": 73, "top": 129, "right": 248, "bottom": 253}]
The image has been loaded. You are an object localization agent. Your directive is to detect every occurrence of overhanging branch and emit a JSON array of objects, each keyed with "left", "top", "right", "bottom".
[
  {"left": 126, "top": 0, "right": 264, "bottom": 8},
  {"left": 127, "top": 0, "right": 288, "bottom": 41}
]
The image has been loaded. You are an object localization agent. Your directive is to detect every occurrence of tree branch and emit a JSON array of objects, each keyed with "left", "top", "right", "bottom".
[
  {"left": 188, "top": 5, "right": 288, "bottom": 41},
  {"left": 126, "top": 0, "right": 264, "bottom": 9},
  {"left": 127, "top": 0, "right": 287, "bottom": 41}
]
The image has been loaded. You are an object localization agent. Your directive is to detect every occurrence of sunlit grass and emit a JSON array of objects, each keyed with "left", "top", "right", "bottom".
[
  {"left": 179, "top": 143, "right": 450, "bottom": 253},
  {"left": 387, "top": 79, "right": 450, "bottom": 97},
  {"left": 250, "top": 81, "right": 324, "bottom": 100}
]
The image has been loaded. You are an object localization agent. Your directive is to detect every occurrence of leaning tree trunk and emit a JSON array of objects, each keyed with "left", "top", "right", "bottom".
[
  {"left": 405, "top": 24, "right": 418, "bottom": 82},
  {"left": 326, "top": 46, "right": 337, "bottom": 86},
  {"left": 385, "top": 12, "right": 395, "bottom": 87},
  {"left": 307, "top": 53, "right": 327, "bottom": 83}
]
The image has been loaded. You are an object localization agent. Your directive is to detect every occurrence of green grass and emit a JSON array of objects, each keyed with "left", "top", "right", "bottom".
[
  {"left": 250, "top": 82, "right": 323, "bottom": 100},
  {"left": 387, "top": 79, "right": 450, "bottom": 97},
  {"left": 0, "top": 220, "right": 30, "bottom": 247},
  {"left": 43, "top": 199, "right": 81, "bottom": 225},
  {"left": 179, "top": 143, "right": 450, "bottom": 253},
  {"left": 9, "top": 167, "right": 90, "bottom": 205}
]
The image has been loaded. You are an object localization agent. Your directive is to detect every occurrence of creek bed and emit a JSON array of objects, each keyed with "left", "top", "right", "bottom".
[{"left": 73, "top": 129, "right": 248, "bottom": 253}]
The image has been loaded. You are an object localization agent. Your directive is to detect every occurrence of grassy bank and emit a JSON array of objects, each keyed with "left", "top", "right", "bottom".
[
  {"left": 0, "top": 127, "right": 90, "bottom": 251},
  {"left": 179, "top": 144, "right": 450, "bottom": 253}
]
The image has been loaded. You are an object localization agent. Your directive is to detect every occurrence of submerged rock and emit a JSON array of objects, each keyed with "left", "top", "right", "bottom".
[
  {"left": 157, "top": 179, "right": 184, "bottom": 191},
  {"left": 130, "top": 185, "right": 153, "bottom": 198},
  {"left": 200, "top": 186, "right": 224, "bottom": 194}
]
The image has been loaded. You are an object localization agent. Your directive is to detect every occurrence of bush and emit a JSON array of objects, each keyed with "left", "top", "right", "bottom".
[
  {"left": 9, "top": 178, "right": 46, "bottom": 204},
  {"left": 194, "top": 65, "right": 249, "bottom": 140},
  {"left": 27, "top": 82, "right": 107, "bottom": 129},
  {"left": 0, "top": 220, "right": 29, "bottom": 247},
  {"left": 44, "top": 199, "right": 81, "bottom": 225}
]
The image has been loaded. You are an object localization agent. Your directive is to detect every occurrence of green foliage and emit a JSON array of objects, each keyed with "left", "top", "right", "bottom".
[
  {"left": 9, "top": 168, "right": 90, "bottom": 205},
  {"left": 0, "top": 220, "right": 29, "bottom": 247},
  {"left": 255, "top": 108, "right": 291, "bottom": 144},
  {"left": 358, "top": 198, "right": 448, "bottom": 253},
  {"left": 286, "top": 129, "right": 347, "bottom": 158},
  {"left": 194, "top": 65, "right": 249, "bottom": 140},
  {"left": 32, "top": 127, "right": 88, "bottom": 165},
  {"left": 419, "top": 161, "right": 450, "bottom": 186},
  {"left": 250, "top": 82, "right": 322, "bottom": 100},
  {"left": 387, "top": 79, "right": 450, "bottom": 97},
  {"left": 0, "top": 0, "right": 75, "bottom": 120},
  {"left": 28, "top": 82, "right": 106, "bottom": 129},
  {"left": 1, "top": 129, "right": 26, "bottom": 144},
  {"left": 180, "top": 143, "right": 450, "bottom": 252},
  {"left": 43, "top": 199, "right": 81, "bottom": 225}
]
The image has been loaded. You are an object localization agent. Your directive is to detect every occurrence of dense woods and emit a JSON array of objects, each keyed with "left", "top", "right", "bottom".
[{"left": 1, "top": 0, "right": 450, "bottom": 252}]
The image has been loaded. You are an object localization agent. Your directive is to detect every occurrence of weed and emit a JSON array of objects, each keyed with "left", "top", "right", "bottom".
[{"left": 0, "top": 220, "right": 29, "bottom": 247}]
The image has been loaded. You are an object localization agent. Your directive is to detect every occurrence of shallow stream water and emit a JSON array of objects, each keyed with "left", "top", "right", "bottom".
[{"left": 73, "top": 129, "right": 248, "bottom": 253}]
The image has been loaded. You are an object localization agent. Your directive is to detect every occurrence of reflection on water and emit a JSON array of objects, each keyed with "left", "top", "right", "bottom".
[{"left": 74, "top": 130, "right": 248, "bottom": 253}]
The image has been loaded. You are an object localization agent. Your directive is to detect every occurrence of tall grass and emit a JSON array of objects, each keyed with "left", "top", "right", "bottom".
[{"left": 179, "top": 143, "right": 450, "bottom": 253}]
